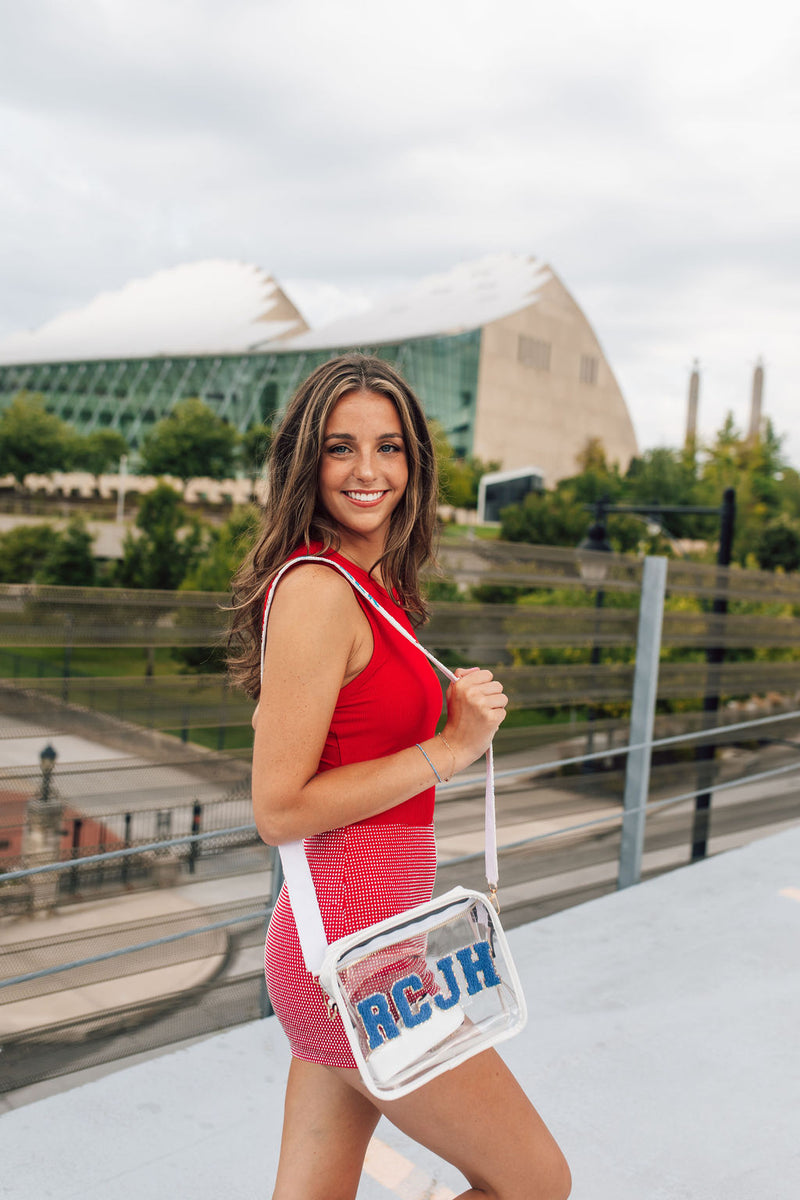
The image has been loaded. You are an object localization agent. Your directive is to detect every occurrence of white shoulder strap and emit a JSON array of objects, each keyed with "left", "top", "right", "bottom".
[{"left": 259, "top": 555, "right": 498, "bottom": 974}]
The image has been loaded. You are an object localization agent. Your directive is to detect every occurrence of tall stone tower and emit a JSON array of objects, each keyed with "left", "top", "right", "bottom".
[
  {"left": 748, "top": 359, "right": 764, "bottom": 443},
  {"left": 685, "top": 360, "right": 700, "bottom": 448}
]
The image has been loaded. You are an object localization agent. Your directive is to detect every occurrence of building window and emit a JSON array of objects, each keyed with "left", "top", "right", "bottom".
[
  {"left": 580, "top": 355, "right": 598, "bottom": 385},
  {"left": 518, "top": 335, "right": 551, "bottom": 371}
]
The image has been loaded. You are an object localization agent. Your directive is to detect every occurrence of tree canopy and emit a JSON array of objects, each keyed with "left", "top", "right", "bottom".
[
  {"left": 72, "top": 428, "right": 129, "bottom": 479},
  {"left": 0, "top": 517, "right": 96, "bottom": 585},
  {"left": 115, "top": 482, "right": 204, "bottom": 589},
  {"left": 430, "top": 421, "right": 500, "bottom": 508},
  {"left": 0, "top": 393, "right": 76, "bottom": 485},
  {"left": 239, "top": 424, "right": 273, "bottom": 484},
  {"left": 500, "top": 417, "right": 798, "bottom": 568},
  {"left": 139, "top": 398, "right": 239, "bottom": 483}
]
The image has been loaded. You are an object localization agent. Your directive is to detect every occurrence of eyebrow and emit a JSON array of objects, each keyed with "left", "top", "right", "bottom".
[{"left": 323, "top": 432, "right": 404, "bottom": 442}]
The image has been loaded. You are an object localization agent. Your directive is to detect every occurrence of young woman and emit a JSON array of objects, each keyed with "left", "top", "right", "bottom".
[{"left": 229, "top": 355, "right": 571, "bottom": 1200}]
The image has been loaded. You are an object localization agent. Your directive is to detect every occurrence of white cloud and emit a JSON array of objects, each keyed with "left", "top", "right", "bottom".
[{"left": 0, "top": 0, "right": 798, "bottom": 461}]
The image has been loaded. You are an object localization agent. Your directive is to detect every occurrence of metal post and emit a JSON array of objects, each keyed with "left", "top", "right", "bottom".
[
  {"left": 70, "top": 818, "right": 82, "bottom": 894},
  {"left": 122, "top": 811, "right": 132, "bottom": 885},
  {"left": 188, "top": 802, "right": 201, "bottom": 874},
  {"left": 585, "top": 586, "right": 605, "bottom": 767},
  {"left": 62, "top": 614, "right": 73, "bottom": 704},
  {"left": 618, "top": 556, "right": 668, "bottom": 889},
  {"left": 691, "top": 487, "right": 736, "bottom": 861}
]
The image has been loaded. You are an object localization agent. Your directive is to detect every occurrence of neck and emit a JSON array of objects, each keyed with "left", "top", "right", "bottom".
[{"left": 334, "top": 532, "right": 387, "bottom": 580}]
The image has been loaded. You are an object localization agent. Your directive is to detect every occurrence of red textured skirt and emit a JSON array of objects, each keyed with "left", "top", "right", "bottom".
[{"left": 265, "top": 823, "right": 437, "bottom": 1067}]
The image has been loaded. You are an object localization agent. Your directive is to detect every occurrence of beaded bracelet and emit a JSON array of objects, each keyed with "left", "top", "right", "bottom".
[{"left": 415, "top": 742, "right": 442, "bottom": 783}]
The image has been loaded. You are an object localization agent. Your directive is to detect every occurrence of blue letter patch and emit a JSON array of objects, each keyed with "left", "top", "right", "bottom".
[
  {"left": 390, "top": 974, "right": 432, "bottom": 1027},
  {"left": 455, "top": 941, "right": 502, "bottom": 995},
  {"left": 356, "top": 993, "right": 401, "bottom": 1049},
  {"left": 433, "top": 954, "right": 462, "bottom": 1010}
]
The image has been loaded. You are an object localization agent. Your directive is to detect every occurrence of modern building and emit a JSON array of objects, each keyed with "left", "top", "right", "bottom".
[{"left": 0, "top": 254, "right": 638, "bottom": 484}]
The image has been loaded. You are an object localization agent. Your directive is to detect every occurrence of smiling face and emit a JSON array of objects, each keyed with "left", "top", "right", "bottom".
[{"left": 318, "top": 389, "right": 409, "bottom": 564}]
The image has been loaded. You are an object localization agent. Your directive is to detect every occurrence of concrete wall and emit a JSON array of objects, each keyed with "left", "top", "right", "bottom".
[{"left": 472, "top": 270, "right": 639, "bottom": 483}]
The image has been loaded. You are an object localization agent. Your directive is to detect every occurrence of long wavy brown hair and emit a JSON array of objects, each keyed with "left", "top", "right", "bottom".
[{"left": 227, "top": 354, "right": 439, "bottom": 698}]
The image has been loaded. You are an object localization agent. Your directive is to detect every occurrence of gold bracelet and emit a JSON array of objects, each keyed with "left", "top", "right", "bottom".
[{"left": 437, "top": 732, "right": 456, "bottom": 782}]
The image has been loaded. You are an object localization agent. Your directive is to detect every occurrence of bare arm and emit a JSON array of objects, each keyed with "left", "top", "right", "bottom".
[{"left": 251, "top": 566, "right": 507, "bottom": 845}]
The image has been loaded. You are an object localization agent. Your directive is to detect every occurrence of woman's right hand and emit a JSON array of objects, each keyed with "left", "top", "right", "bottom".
[{"left": 442, "top": 667, "right": 508, "bottom": 772}]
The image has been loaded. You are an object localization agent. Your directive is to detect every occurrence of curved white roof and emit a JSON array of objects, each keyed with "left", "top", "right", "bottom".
[
  {"left": 0, "top": 261, "right": 308, "bottom": 365},
  {"left": 269, "top": 254, "right": 553, "bottom": 350}
]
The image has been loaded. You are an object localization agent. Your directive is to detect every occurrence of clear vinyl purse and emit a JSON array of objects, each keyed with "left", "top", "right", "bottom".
[{"left": 261, "top": 557, "right": 527, "bottom": 1100}]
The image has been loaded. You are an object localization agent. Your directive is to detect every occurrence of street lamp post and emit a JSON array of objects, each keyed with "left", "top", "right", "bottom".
[{"left": 23, "top": 744, "right": 64, "bottom": 915}]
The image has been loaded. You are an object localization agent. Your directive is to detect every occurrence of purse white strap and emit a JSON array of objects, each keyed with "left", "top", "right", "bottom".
[{"left": 259, "top": 555, "right": 498, "bottom": 974}]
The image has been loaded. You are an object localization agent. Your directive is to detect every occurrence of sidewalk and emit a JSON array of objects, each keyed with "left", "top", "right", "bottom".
[
  {"left": 0, "top": 871, "right": 269, "bottom": 1037},
  {"left": 2, "top": 825, "right": 798, "bottom": 1199}
]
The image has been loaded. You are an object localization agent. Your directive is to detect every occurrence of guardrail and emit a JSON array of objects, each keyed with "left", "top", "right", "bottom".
[
  {"left": 2, "top": 705, "right": 798, "bottom": 1093},
  {"left": 3, "top": 550, "right": 800, "bottom": 1092}
]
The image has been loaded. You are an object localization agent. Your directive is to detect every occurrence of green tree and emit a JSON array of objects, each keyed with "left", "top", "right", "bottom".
[
  {"left": 173, "top": 507, "right": 260, "bottom": 671},
  {"left": 0, "top": 524, "right": 57, "bottom": 582},
  {"left": 443, "top": 456, "right": 502, "bottom": 509},
  {"left": 180, "top": 506, "right": 259, "bottom": 593},
  {"left": 754, "top": 515, "right": 800, "bottom": 573},
  {"left": 37, "top": 517, "right": 97, "bottom": 586},
  {"left": 429, "top": 421, "right": 500, "bottom": 509},
  {"left": 500, "top": 488, "right": 587, "bottom": 548},
  {"left": 624, "top": 447, "right": 705, "bottom": 538},
  {"left": 700, "top": 413, "right": 790, "bottom": 563},
  {"left": 115, "top": 482, "right": 204, "bottom": 590},
  {"left": 0, "top": 393, "right": 76, "bottom": 485},
  {"left": 139, "top": 399, "right": 239, "bottom": 484},
  {"left": 73, "top": 429, "right": 129, "bottom": 481},
  {"left": 239, "top": 424, "right": 273, "bottom": 487},
  {"left": 500, "top": 438, "right": 641, "bottom": 553}
]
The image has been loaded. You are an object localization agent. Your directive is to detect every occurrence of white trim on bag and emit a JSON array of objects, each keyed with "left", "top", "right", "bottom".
[{"left": 319, "top": 886, "right": 528, "bottom": 1100}]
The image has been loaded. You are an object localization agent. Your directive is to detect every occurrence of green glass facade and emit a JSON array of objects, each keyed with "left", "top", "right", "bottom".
[{"left": 0, "top": 329, "right": 481, "bottom": 458}]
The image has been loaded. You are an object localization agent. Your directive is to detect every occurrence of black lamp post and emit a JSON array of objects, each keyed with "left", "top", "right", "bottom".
[
  {"left": 24, "top": 744, "right": 63, "bottom": 914},
  {"left": 38, "top": 744, "right": 58, "bottom": 806}
]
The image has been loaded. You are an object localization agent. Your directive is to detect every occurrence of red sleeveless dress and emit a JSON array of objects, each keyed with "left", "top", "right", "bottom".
[{"left": 263, "top": 548, "right": 444, "bottom": 1067}]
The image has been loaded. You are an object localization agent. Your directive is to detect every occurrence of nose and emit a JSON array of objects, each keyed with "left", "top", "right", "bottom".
[{"left": 353, "top": 450, "right": 377, "bottom": 482}]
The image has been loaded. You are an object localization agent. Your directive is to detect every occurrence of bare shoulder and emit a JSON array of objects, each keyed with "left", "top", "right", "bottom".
[{"left": 267, "top": 561, "right": 361, "bottom": 631}]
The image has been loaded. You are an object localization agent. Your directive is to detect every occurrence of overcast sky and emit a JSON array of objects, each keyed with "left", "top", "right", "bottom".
[{"left": 2, "top": 0, "right": 798, "bottom": 465}]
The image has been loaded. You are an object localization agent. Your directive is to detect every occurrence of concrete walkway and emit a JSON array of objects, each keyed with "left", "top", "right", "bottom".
[{"left": 2, "top": 824, "right": 798, "bottom": 1199}]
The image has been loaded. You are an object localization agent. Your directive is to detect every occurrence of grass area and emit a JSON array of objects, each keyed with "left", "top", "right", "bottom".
[
  {"left": 440, "top": 522, "right": 500, "bottom": 540},
  {"left": 501, "top": 706, "right": 585, "bottom": 729},
  {"left": 162, "top": 725, "right": 254, "bottom": 751},
  {"left": 0, "top": 645, "right": 195, "bottom": 678}
]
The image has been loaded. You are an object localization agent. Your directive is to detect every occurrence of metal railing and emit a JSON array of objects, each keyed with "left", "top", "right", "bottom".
[
  {"left": 3, "top": 545, "right": 800, "bottom": 1091},
  {"left": 2, "top": 704, "right": 798, "bottom": 1091}
]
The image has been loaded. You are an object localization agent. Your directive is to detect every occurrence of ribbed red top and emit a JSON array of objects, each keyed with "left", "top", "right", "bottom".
[{"left": 284, "top": 545, "right": 443, "bottom": 826}]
